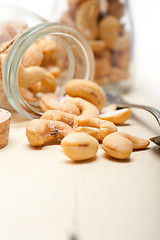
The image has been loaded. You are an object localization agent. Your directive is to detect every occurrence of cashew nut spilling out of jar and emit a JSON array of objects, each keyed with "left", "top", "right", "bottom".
[
  {"left": 40, "top": 94, "right": 80, "bottom": 115},
  {"left": 65, "top": 97, "right": 99, "bottom": 118},
  {"left": 18, "top": 64, "right": 45, "bottom": 88},
  {"left": 21, "top": 42, "right": 43, "bottom": 67},
  {"left": 41, "top": 110, "right": 77, "bottom": 127},
  {"left": 20, "top": 87, "right": 39, "bottom": 102},
  {"left": 41, "top": 109, "right": 117, "bottom": 141},
  {"left": 65, "top": 79, "right": 106, "bottom": 111},
  {"left": 61, "top": 132, "right": 99, "bottom": 161},
  {"left": 75, "top": 0, "right": 100, "bottom": 40},
  {"left": 30, "top": 70, "right": 57, "bottom": 93},
  {"left": 26, "top": 119, "right": 73, "bottom": 147}
]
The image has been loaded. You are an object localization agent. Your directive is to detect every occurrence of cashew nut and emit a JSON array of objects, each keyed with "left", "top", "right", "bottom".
[
  {"left": 99, "top": 15, "right": 120, "bottom": 49},
  {"left": 41, "top": 110, "right": 76, "bottom": 127},
  {"left": 37, "top": 38, "right": 57, "bottom": 67},
  {"left": 118, "top": 132, "right": 150, "bottom": 149},
  {"left": 20, "top": 87, "right": 39, "bottom": 102},
  {"left": 65, "top": 79, "right": 106, "bottom": 111},
  {"left": 74, "top": 116, "right": 118, "bottom": 141},
  {"left": 18, "top": 65, "right": 45, "bottom": 88},
  {"left": 102, "top": 132, "right": 133, "bottom": 160},
  {"left": 66, "top": 97, "right": 99, "bottom": 118},
  {"left": 30, "top": 70, "right": 56, "bottom": 93},
  {"left": 75, "top": 0, "right": 100, "bottom": 40},
  {"left": 61, "top": 132, "right": 99, "bottom": 161},
  {"left": 45, "top": 66, "right": 60, "bottom": 79},
  {"left": 40, "top": 94, "right": 80, "bottom": 115},
  {"left": 41, "top": 110, "right": 117, "bottom": 141},
  {"left": 26, "top": 119, "right": 73, "bottom": 147},
  {"left": 21, "top": 42, "right": 43, "bottom": 67},
  {"left": 99, "top": 108, "right": 132, "bottom": 124}
]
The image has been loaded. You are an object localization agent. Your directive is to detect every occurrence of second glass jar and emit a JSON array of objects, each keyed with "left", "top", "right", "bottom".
[{"left": 54, "top": 0, "right": 134, "bottom": 93}]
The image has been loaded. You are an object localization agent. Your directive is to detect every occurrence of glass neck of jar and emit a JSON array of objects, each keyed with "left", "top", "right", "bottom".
[{"left": 3, "top": 22, "right": 95, "bottom": 119}]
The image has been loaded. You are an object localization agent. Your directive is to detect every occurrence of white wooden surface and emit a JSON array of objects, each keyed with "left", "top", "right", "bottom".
[{"left": 0, "top": 1, "right": 160, "bottom": 240}]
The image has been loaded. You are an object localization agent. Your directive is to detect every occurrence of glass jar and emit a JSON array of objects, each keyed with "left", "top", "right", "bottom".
[
  {"left": 0, "top": 2, "right": 94, "bottom": 118},
  {"left": 52, "top": 0, "right": 134, "bottom": 93}
]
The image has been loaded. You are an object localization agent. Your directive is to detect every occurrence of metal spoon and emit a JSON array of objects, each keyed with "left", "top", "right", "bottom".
[{"left": 106, "top": 92, "right": 160, "bottom": 146}]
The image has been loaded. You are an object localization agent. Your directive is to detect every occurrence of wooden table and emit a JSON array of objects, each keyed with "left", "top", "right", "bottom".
[{"left": 0, "top": 77, "right": 159, "bottom": 240}]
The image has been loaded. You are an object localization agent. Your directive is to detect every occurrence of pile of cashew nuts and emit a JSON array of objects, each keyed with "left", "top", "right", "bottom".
[
  {"left": 0, "top": 23, "right": 66, "bottom": 103},
  {"left": 26, "top": 79, "right": 150, "bottom": 161},
  {"left": 60, "top": 0, "right": 132, "bottom": 86}
]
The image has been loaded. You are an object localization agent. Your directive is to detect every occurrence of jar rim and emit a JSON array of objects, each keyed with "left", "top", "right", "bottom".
[{"left": 3, "top": 22, "right": 95, "bottom": 119}]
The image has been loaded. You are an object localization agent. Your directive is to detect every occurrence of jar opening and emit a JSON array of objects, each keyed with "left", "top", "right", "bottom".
[{"left": 2, "top": 22, "right": 94, "bottom": 118}]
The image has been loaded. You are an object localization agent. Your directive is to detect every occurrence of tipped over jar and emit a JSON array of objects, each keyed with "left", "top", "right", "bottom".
[
  {"left": 59, "top": 0, "right": 134, "bottom": 93},
  {"left": 0, "top": 2, "right": 94, "bottom": 118}
]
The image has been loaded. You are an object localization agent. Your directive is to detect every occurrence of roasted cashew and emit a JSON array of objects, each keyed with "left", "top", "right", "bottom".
[
  {"left": 45, "top": 66, "right": 60, "bottom": 79},
  {"left": 102, "top": 132, "right": 133, "bottom": 160},
  {"left": 26, "top": 119, "right": 73, "bottom": 147},
  {"left": 75, "top": 0, "right": 100, "bottom": 40},
  {"left": 20, "top": 87, "right": 39, "bottom": 102},
  {"left": 99, "top": 108, "right": 132, "bottom": 124},
  {"left": 40, "top": 94, "right": 80, "bottom": 115},
  {"left": 74, "top": 116, "right": 118, "bottom": 141},
  {"left": 37, "top": 38, "right": 57, "bottom": 67},
  {"left": 65, "top": 79, "right": 106, "bottom": 111},
  {"left": 61, "top": 132, "right": 99, "bottom": 161},
  {"left": 65, "top": 97, "right": 99, "bottom": 118},
  {"left": 21, "top": 42, "right": 43, "bottom": 67},
  {"left": 30, "top": 70, "right": 56, "bottom": 93},
  {"left": 40, "top": 110, "right": 117, "bottom": 141},
  {"left": 18, "top": 65, "right": 45, "bottom": 88},
  {"left": 41, "top": 110, "right": 76, "bottom": 127},
  {"left": 99, "top": 15, "right": 120, "bottom": 49},
  {"left": 118, "top": 132, "right": 150, "bottom": 149}
]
